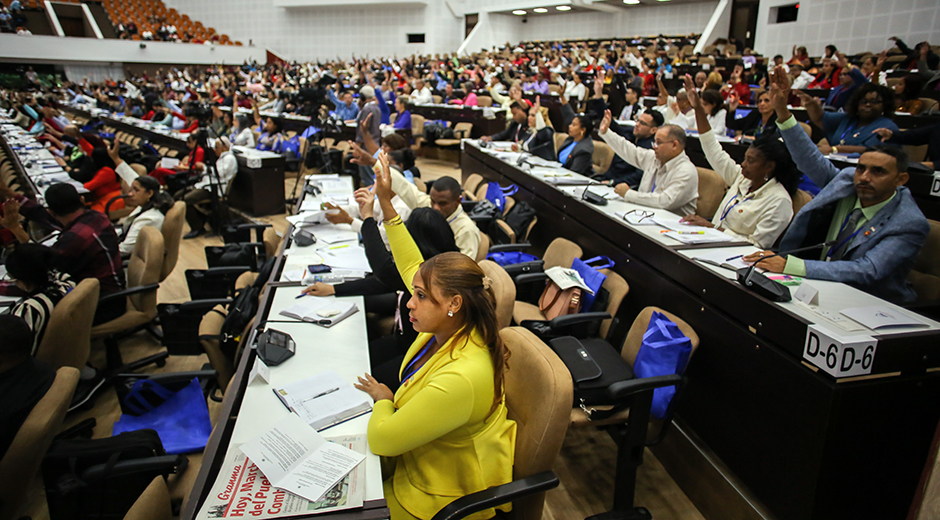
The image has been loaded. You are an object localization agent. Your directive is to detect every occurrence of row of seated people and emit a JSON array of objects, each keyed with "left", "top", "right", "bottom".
[{"left": 476, "top": 69, "right": 930, "bottom": 305}]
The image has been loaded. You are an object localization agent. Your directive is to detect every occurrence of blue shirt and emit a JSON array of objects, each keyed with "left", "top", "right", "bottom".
[
  {"left": 394, "top": 110, "right": 411, "bottom": 130},
  {"left": 822, "top": 112, "right": 898, "bottom": 148},
  {"left": 327, "top": 89, "right": 360, "bottom": 121},
  {"left": 558, "top": 141, "right": 576, "bottom": 165}
]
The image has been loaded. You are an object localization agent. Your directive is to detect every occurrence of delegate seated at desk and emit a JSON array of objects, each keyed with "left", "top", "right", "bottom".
[
  {"left": 480, "top": 102, "right": 529, "bottom": 144},
  {"left": 598, "top": 110, "right": 699, "bottom": 216},
  {"left": 353, "top": 152, "right": 515, "bottom": 520},
  {"left": 745, "top": 69, "right": 929, "bottom": 303}
]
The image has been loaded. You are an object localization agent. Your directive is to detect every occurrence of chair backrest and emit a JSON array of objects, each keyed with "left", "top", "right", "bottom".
[
  {"left": 920, "top": 98, "right": 939, "bottom": 114},
  {"left": 543, "top": 237, "right": 582, "bottom": 270},
  {"left": 453, "top": 122, "right": 473, "bottom": 139},
  {"left": 792, "top": 188, "right": 813, "bottom": 214},
  {"left": 904, "top": 144, "right": 929, "bottom": 163},
  {"left": 413, "top": 177, "right": 427, "bottom": 194},
  {"left": 432, "top": 95, "right": 442, "bottom": 104},
  {"left": 36, "top": 278, "right": 100, "bottom": 371},
  {"left": 695, "top": 167, "right": 729, "bottom": 220},
  {"left": 908, "top": 219, "right": 940, "bottom": 303},
  {"left": 463, "top": 173, "right": 484, "bottom": 199},
  {"left": 591, "top": 140, "right": 615, "bottom": 176},
  {"left": 474, "top": 182, "right": 490, "bottom": 202},
  {"left": 123, "top": 477, "right": 172, "bottom": 520},
  {"left": 0, "top": 367, "right": 79, "bottom": 520},
  {"left": 597, "top": 269, "right": 629, "bottom": 339},
  {"left": 476, "top": 229, "right": 491, "bottom": 262},
  {"left": 160, "top": 201, "right": 185, "bottom": 281},
  {"left": 200, "top": 272, "right": 258, "bottom": 389},
  {"left": 500, "top": 327, "right": 572, "bottom": 520},
  {"left": 476, "top": 95, "right": 493, "bottom": 107},
  {"left": 129, "top": 163, "right": 147, "bottom": 177},
  {"left": 411, "top": 114, "right": 426, "bottom": 137},
  {"left": 126, "top": 226, "right": 164, "bottom": 316},
  {"left": 798, "top": 122, "right": 812, "bottom": 137},
  {"left": 479, "top": 260, "right": 516, "bottom": 330},
  {"left": 620, "top": 307, "right": 700, "bottom": 368},
  {"left": 553, "top": 132, "right": 569, "bottom": 153},
  {"left": 262, "top": 227, "right": 282, "bottom": 259}
]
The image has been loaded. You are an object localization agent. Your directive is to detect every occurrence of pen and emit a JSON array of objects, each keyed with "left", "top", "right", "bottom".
[
  {"left": 676, "top": 231, "right": 705, "bottom": 235},
  {"left": 726, "top": 254, "right": 743, "bottom": 261},
  {"left": 328, "top": 244, "right": 351, "bottom": 250},
  {"left": 295, "top": 292, "right": 308, "bottom": 299},
  {"left": 301, "top": 387, "right": 339, "bottom": 403}
]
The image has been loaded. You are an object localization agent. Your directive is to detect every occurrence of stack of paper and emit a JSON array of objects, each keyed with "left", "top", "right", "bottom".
[
  {"left": 545, "top": 266, "right": 594, "bottom": 294},
  {"left": 319, "top": 244, "right": 371, "bottom": 272},
  {"left": 840, "top": 306, "right": 928, "bottom": 330},
  {"left": 692, "top": 250, "right": 755, "bottom": 271},
  {"left": 273, "top": 371, "right": 373, "bottom": 431}
]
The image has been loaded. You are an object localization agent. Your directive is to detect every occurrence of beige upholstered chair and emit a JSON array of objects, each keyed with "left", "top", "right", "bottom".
[
  {"left": 513, "top": 269, "right": 628, "bottom": 339},
  {"left": 792, "top": 188, "right": 813, "bottom": 214},
  {"left": 592, "top": 140, "right": 615, "bottom": 177},
  {"left": 160, "top": 201, "right": 186, "bottom": 281},
  {"left": 553, "top": 132, "right": 569, "bottom": 153},
  {"left": 479, "top": 260, "right": 516, "bottom": 330},
  {"left": 908, "top": 219, "right": 940, "bottom": 303},
  {"left": 123, "top": 477, "right": 172, "bottom": 520},
  {"left": 262, "top": 226, "right": 283, "bottom": 259},
  {"left": 199, "top": 271, "right": 259, "bottom": 390},
  {"left": 36, "top": 278, "right": 100, "bottom": 371},
  {"left": 432, "top": 327, "right": 571, "bottom": 520},
  {"left": 510, "top": 238, "right": 582, "bottom": 326},
  {"left": 463, "top": 173, "right": 484, "bottom": 201},
  {"left": 0, "top": 367, "right": 80, "bottom": 520},
  {"left": 695, "top": 166, "right": 729, "bottom": 220},
  {"left": 476, "top": 230, "right": 490, "bottom": 262}
]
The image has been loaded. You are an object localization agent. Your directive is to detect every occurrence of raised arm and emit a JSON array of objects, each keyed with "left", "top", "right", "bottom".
[{"left": 374, "top": 152, "right": 423, "bottom": 293}]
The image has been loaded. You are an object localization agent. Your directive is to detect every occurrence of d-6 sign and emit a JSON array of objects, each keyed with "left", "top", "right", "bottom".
[{"left": 803, "top": 324, "right": 877, "bottom": 378}]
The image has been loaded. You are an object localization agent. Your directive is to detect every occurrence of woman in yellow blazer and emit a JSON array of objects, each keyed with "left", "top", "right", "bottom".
[{"left": 354, "top": 152, "right": 516, "bottom": 520}]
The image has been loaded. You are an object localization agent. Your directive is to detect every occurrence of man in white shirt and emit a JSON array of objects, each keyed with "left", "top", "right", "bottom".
[
  {"left": 183, "top": 137, "right": 239, "bottom": 238},
  {"left": 412, "top": 79, "right": 433, "bottom": 105},
  {"left": 599, "top": 110, "right": 698, "bottom": 216},
  {"left": 789, "top": 64, "right": 814, "bottom": 90}
]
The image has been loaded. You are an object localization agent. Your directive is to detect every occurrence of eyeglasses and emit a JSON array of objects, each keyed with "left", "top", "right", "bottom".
[
  {"left": 635, "top": 119, "right": 651, "bottom": 127},
  {"left": 622, "top": 209, "right": 654, "bottom": 223},
  {"left": 859, "top": 97, "right": 883, "bottom": 106},
  {"left": 652, "top": 139, "right": 676, "bottom": 148}
]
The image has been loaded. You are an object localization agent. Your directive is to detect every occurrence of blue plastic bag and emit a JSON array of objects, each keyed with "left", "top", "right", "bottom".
[
  {"left": 112, "top": 378, "right": 212, "bottom": 454},
  {"left": 484, "top": 182, "right": 518, "bottom": 213},
  {"left": 571, "top": 256, "right": 614, "bottom": 311},
  {"left": 486, "top": 250, "right": 540, "bottom": 266},
  {"left": 281, "top": 135, "right": 301, "bottom": 157},
  {"left": 633, "top": 312, "right": 692, "bottom": 419}
]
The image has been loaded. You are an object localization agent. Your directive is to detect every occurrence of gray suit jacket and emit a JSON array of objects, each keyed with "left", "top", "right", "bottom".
[{"left": 778, "top": 121, "right": 929, "bottom": 303}]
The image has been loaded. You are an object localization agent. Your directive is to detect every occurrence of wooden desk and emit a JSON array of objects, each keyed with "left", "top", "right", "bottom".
[
  {"left": 461, "top": 142, "right": 940, "bottom": 520},
  {"left": 408, "top": 104, "right": 506, "bottom": 138}
]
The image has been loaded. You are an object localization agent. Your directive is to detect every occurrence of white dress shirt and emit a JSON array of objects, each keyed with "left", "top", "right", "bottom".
[
  {"left": 791, "top": 71, "right": 815, "bottom": 90},
  {"left": 600, "top": 129, "right": 699, "bottom": 216},
  {"left": 120, "top": 206, "right": 165, "bottom": 255},
  {"left": 699, "top": 130, "right": 793, "bottom": 248},
  {"left": 194, "top": 151, "right": 238, "bottom": 191},
  {"left": 412, "top": 86, "right": 433, "bottom": 105}
]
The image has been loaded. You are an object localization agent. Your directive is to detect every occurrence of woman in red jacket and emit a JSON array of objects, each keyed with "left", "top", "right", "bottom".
[
  {"left": 148, "top": 132, "right": 206, "bottom": 185},
  {"left": 84, "top": 147, "right": 124, "bottom": 214}
]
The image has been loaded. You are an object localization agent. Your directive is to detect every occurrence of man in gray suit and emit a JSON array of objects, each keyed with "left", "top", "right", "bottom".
[{"left": 745, "top": 67, "right": 928, "bottom": 303}]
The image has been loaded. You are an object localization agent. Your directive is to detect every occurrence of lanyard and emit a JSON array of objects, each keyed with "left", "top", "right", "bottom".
[
  {"left": 401, "top": 336, "right": 435, "bottom": 384},
  {"left": 719, "top": 193, "right": 753, "bottom": 222},
  {"left": 447, "top": 205, "right": 462, "bottom": 224},
  {"left": 826, "top": 212, "right": 865, "bottom": 261},
  {"left": 839, "top": 122, "right": 859, "bottom": 145}
]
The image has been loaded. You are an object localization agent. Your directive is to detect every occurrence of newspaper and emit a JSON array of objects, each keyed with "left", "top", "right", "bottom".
[{"left": 197, "top": 435, "right": 366, "bottom": 519}]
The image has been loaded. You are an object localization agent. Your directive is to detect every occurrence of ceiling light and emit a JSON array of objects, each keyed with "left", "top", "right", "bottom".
[
  {"left": 624, "top": 0, "right": 640, "bottom": 3},
  {"left": 556, "top": 5, "right": 571, "bottom": 11},
  {"left": 512, "top": 10, "right": 527, "bottom": 15},
  {"left": 534, "top": 7, "right": 548, "bottom": 13}
]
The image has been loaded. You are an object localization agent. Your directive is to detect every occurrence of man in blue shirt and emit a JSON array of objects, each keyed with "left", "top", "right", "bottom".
[{"left": 327, "top": 84, "right": 360, "bottom": 121}]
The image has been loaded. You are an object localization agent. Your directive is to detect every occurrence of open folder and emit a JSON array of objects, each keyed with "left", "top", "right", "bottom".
[{"left": 279, "top": 297, "right": 358, "bottom": 327}]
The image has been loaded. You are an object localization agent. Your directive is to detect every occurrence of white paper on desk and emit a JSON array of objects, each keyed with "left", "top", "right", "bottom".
[
  {"left": 615, "top": 211, "right": 659, "bottom": 225},
  {"left": 692, "top": 249, "right": 754, "bottom": 271},
  {"left": 238, "top": 414, "right": 365, "bottom": 504},
  {"left": 316, "top": 179, "right": 349, "bottom": 195},
  {"left": 840, "top": 306, "right": 928, "bottom": 330},
  {"left": 286, "top": 211, "right": 329, "bottom": 227},
  {"left": 661, "top": 229, "right": 736, "bottom": 245},
  {"left": 160, "top": 157, "right": 180, "bottom": 169},
  {"left": 320, "top": 245, "right": 371, "bottom": 272},
  {"left": 281, "top": 269, "right": 306, "bottom": 282},
  {"left": 303, "top": 226, "right": 359, "bottom": 245}
]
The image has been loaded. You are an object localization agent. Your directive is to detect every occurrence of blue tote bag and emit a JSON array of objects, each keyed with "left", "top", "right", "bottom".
[
  {"left": 633, "top": 311, "right": 692, "bottom": 419},
  {"left": 484, "top": 183, "right": 518, "bottom": 213},
  {"left": 571, "top": 256, "right": 614, "bottom": 311},
  {"left": 112, "top": 378, "right": 212, "bottom": 454}
]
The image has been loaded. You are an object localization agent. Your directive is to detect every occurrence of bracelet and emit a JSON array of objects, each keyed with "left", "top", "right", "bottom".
[
  {"left": 831, "top": 146, "right": 838, "bottom": 154},
  {"left": 384, "top": 214, "right": 403, "bottom": 226}
]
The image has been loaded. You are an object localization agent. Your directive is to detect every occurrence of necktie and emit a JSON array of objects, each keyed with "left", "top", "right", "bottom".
[{"left": 831, "top": 208, "right": 864, "bottom": 260}]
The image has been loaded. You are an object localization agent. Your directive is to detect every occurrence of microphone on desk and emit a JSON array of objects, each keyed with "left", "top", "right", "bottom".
[
  {"left": 516, "top": 151, "right": 530, "bottom": 166},
  {"left": 736, "top": 240, "right": 838, "bottom": 302},
  {"left": 581, "top": 185, "right": 608, "bottom": 206}
]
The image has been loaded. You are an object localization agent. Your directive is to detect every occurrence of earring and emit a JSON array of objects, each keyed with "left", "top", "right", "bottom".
[
  {"left": 764, "top": 174, "right": 769, "bottom": 181},
  {"left": 447, "top": 311, "right": 454, "bottom": 317}
]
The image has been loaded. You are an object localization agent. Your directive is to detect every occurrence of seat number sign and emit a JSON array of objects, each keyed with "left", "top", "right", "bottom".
[{"left": 803, "top": 324, "right": 878, "bottom": 378}]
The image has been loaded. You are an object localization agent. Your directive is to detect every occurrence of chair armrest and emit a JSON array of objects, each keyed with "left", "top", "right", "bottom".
[
  {"left": 607, "top": 374, "right": 683, "bottom": 401},
  {"left": 549, "top": 312, "right": 611, "bottom": 331},
  {"left": 80, "top": 454, "right": 188, "bottom": 482},
  {"left": 514, "top": 272, "right": 548, "bottom": 286},
  {"left": 504, "top": 260, "right": 544, "bottom": 280},
  {"left": 203, "top": 266, "right": 251, "bottom": 277},
  {"left": 488, "top": 243, "right": 532, "bottom": 253},
  {"left": 234, "top": 223, "right": 272, "bottom": 231},
  {"left": 179, "top": 299, "right": 232, "bottom": 313},
  {"left": 98, "top": 283, "right": 160, "bottom": 305},
  {"left": 461, "top": 200, "right": 480, "bottom": 213},
  {"left": 430, "top": 471, "right": 559, "bottom": 520}
]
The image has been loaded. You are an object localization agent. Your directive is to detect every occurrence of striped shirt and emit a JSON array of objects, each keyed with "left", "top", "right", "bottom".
[{"left": 8, "top": 271, "right": 76, "bottom": 355}]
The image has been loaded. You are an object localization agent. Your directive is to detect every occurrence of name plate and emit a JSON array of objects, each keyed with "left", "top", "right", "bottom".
[
  {"left": 803, "top": 324, "right": 877, "bottom": 378},
  {"left": 931, "top": 173, "right": 940, "bottom": 198}
]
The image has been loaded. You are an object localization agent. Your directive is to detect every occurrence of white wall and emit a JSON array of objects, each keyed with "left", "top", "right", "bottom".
[
  {"left": 62, "top": 63, "right": 125, "bottom": 82},
  {"left": 162, "top": 0, "right": 461, "bottom": 62},
  {"left": 0, "top": 34, "right": 264, "bottom": 65},
  {"left": 754, "top": 0, "right": 940, "bottom": 59}
]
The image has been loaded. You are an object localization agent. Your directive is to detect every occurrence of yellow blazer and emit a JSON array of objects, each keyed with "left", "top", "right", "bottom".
[{"left": 367, "top": 216, "right": 516, "bottom": 520}]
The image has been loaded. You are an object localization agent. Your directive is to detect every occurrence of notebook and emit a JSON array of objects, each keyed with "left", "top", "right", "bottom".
[
  {"left": 279, "top": 296, "right": 358, "bottom": 327},
  {"left": 273, "top": 371, "right": 373, "bottom": 431},
  {"left": 692, "top": 250, "right": 754, "bottom": 271}
]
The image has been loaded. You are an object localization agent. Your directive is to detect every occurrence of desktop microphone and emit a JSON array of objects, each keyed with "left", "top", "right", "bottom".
[
  {"left": 582, "top": 186, "right": 608, "bottom": 206},
  {"left": 736, "top": 240, "right": 837, "bottom": 302},
  {"left": 516, "top": 151, "right": 530, "bottom": 167}
]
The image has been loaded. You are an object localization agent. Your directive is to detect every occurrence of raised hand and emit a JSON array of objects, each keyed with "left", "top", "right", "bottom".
[
  {"left": 374, "top": 151, "right": 394, "bottom": 204},
  {"left": 872, "top": 128, "right": 894, "bottom": 141},
  {"left": 682, "top": 74, "right": 700, "bottom": 107},
  {"left": 107, "top": 138, "right": 124, "bottom": 166},
  {"left": 599, "top": 109, "right": 612, "bottom": 134},
  {"left": 353, "top": 187, "right": 375, "bottom": 219}
]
